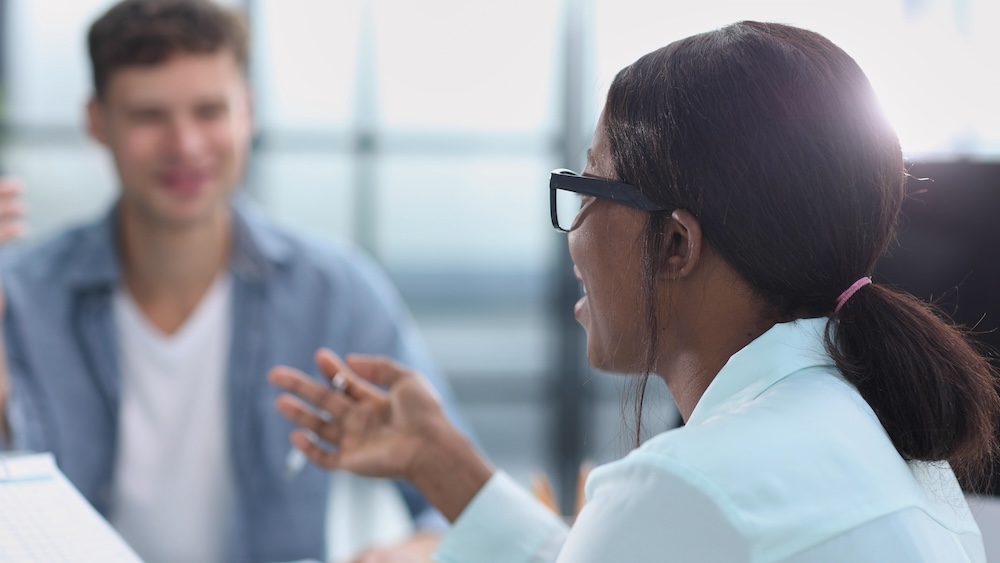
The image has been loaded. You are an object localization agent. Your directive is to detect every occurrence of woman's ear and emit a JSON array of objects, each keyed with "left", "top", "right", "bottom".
[{"left": 661, "top": 209, "right": 702, "bottom": 279}]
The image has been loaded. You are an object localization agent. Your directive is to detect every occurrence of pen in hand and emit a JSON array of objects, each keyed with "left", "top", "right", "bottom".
[{"left": 283, "top": 371, "right": 349, "bottom": 481}]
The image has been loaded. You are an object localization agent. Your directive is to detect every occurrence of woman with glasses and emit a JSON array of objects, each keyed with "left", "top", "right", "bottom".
[{"left": 271, "top": 21, "right": 995, "bottom": 562}]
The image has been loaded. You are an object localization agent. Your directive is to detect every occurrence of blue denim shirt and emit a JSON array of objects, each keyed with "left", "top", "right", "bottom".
[{"left": 1, "top": 199, "right": 457, "bottom": 562}]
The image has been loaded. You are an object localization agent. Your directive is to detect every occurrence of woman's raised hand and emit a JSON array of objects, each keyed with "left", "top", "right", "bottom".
[
  {"left": 270, "top": 349, "right": 444, "bottom": 480},
  {"left": 270, "top": 349, "right": 494, "bottom": 521},
  {"left": 270, "top": 349, "right": 450, "bottom": 479}
]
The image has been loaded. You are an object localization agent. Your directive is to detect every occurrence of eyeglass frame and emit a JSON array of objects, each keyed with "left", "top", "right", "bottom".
[{"left": 549, "top": 168, "right": 674, "bottom": 232}]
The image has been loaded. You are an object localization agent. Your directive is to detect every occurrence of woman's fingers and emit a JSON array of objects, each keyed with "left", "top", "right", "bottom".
[
  {"left": 315, "top": 348, "right": 383, "bottom": 401},
  {"left": 275, "top": 394, "right": 343, "bottom": 445},
  {"left": 269, "top": 365, "right": 353, "bottom": 417},
  {"left": 290, "top": 429, "right": 342, "bottom": 470}
]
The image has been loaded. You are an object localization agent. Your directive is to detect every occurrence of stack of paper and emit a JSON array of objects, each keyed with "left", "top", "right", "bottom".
[{"left": 0, "top": 453, "right": 142, "bottom": 562}]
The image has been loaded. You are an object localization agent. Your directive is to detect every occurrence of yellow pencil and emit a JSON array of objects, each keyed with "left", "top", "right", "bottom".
[
  {"left": 575, "top": 461, "right": 593, "bottom": 517},
  {"left": 532, "top": 472, "right": 560, "bottom": 515}
]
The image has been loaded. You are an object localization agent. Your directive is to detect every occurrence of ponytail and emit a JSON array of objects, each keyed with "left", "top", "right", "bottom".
[{"left": 827, "top": 283, "right": 1000, "bottom": 488}]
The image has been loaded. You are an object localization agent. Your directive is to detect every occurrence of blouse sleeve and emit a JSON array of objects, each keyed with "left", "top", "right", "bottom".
[
  {"left": 435, "top": 471, "right": 569, "bottom": 563},
  {"left": 436, "top": 456, "right": 751, "bottom": 563}
]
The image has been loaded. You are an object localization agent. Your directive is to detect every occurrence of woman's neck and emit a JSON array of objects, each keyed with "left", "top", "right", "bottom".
[{"left": 652, "top": 264, "right": 776, "bottom": 422}]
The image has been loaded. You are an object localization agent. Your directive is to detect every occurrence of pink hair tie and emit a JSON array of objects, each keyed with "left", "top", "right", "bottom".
[{"left": 835, "top": 276, "right": 872, "bottom": 315}]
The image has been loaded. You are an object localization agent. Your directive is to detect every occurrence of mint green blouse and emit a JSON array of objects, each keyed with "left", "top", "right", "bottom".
[{"left": 435, "top": 318, "right": 986, "bottom": 562}]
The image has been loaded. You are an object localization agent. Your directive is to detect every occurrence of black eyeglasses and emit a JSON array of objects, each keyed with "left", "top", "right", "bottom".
[{"left": 549, "top": 168, "right": 674, "bottom": 232}]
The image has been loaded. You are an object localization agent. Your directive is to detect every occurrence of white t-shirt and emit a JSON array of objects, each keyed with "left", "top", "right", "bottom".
[{"left": 109, "top": 275, "right": 234, "bottom": 563}]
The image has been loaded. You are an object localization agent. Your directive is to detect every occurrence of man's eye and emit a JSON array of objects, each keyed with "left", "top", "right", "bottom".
[
  {"left": 130, "top": 110, "right": 165, "bottom": 123},
  {"left": 196, "top": 105, "right": 227, "bottom": 120}
]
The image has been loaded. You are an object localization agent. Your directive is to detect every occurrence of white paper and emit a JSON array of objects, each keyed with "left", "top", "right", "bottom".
[{"left": 0, "top": 453, "right": 142, "bottom": 562}]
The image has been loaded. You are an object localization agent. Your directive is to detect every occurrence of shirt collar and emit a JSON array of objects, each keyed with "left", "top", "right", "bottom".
[
  {"left": 64, "top": 196, "right": 293, "bottom": 291},
  {"left": 63, "top": 205, "right": 121, "bottom": 291},
  {"left": 686, "top": 317, "right": 836, "bottom": 426},
  {"left": 228, "top": 196, "right": 293, "bottom": 282}
]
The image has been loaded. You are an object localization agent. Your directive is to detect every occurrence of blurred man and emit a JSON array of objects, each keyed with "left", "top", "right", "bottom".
[{"left": 0, "top": 1, "right": 461, "bottom": 561}]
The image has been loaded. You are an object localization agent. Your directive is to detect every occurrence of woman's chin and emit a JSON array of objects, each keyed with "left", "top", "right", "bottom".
[
  {"left": 584, "top": 338, "right": 647, "bottom": 375},
  {"left": 584, "top": 341, "right": 613, "bottom": 373},
  {"left": 577, "top": 299, "right": 634, "bottom": 373}
]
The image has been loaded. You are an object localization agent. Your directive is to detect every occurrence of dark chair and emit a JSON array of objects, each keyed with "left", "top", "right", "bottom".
[{"left": 876, "top": 160, "right": 1000, "bottom": 496}]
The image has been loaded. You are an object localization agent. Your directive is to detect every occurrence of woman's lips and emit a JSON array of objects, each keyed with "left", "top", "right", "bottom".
[
  {"left": 572, "top": 264, "right": 588, "bottom": 319},
  {"left": 573, "top": 265, "right": 587, "bottom": 294}
]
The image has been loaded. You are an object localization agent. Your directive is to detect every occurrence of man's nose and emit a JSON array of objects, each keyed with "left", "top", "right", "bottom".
[{"left": 166, "top": 116, "right": 205, "bottom": 157}]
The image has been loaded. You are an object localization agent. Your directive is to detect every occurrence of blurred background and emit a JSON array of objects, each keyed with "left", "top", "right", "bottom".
[{"left": 1, "top": 0, "right": 999, "bottom": 510}]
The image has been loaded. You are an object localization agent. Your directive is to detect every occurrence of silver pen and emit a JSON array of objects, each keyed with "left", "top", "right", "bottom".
[
  {"left": 283, "top": 447, "right": 309, "bottom": 481},
  {"left": 283, "top": 372, "right": 349, "bottom": 481}
]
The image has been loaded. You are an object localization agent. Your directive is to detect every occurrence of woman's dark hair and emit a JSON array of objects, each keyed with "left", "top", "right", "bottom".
[
  {"left": 88, "top": 0, "right": 248, "bottom": 99},
  {"left": 605, "top": 21, "right": 999, "bottom": 486}
]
